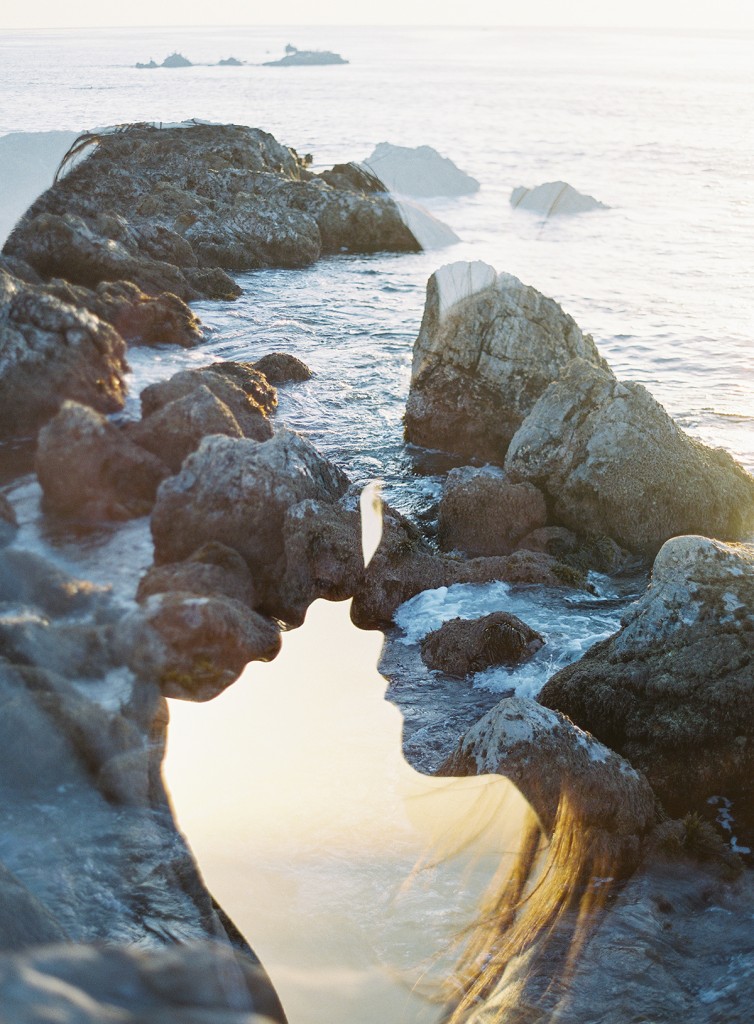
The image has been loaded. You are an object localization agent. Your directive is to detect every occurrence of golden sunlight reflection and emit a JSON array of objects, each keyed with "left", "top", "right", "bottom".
[{"left": 164, "top": 594, "right": 529, "bottom": 1024}]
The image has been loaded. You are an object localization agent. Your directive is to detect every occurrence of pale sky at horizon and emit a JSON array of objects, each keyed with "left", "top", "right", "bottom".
[{"left": 3, "top": 0, "right": 754, "bottom": 31}]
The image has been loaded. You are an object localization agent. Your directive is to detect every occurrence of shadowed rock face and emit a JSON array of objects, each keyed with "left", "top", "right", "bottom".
[
  {"left": 0, "top": 269, "right": 128, "bottom": 439},
  {"left": 3, "top": 123, "right": 422, "bottom": 300},
  {"left": 505, "top": 359, "right": 754, "bottom": 555},
  {"left": 404, "top": 262, "right": 608, "bottom": 462},
  {"left": 0, "top": 942, "right": 286, "bottom": 1023},
  {"left": 438, "top": 465, "right": 548, "bottom": 557},
  {"left": 540, "top": 536, "right": 754, "bottom": 836}
]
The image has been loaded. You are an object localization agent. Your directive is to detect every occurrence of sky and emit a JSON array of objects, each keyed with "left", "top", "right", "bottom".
[{"left": 3, "top": 0, "right": 754, "bottom": 30}]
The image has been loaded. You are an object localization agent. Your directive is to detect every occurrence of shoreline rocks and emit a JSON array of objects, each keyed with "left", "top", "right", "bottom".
[
  {"left": 0, "top": 269, "right": 128, "bottom": 439},
  {"left": 404, "top": 261, "right": 607, "bottom": 462},
  {"left": 540, "top": 535, "right": 754, "bottom": 838},
  {"left": 3, "top": 123, "right": 432, "bottom": 303},
  {"left": 505, "top": 358, "right": 754, "bottom": 555}
]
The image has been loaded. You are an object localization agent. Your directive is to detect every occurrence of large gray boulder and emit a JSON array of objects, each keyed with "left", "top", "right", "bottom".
[
  {"left": 151, "top": 429, "right": 350, "bottom": 617},
  {"left": 505, "top": 358, "right": 754, "bottom": 555},
  {"left": 540, "top": 535, "right": 754, "bottom": 834},
  {"left": 404, "top": 261, "right": 607, "bottom": 462},
  {"left": 36, "top": 401, "right": 170, "bottom": 520},
  {"left": 0, "top": 269, "right": 128, "bottom": 438},
  {"left": 3, "top": 123, "right": 427, "bottom": 299}
]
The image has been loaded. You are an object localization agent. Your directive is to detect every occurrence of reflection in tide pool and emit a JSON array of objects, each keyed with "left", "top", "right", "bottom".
[{"left": 164, "top": 596, "right": 529, "bottom": 1024}]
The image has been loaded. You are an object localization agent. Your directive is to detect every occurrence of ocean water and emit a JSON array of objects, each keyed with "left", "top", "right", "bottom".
[{"left": 1, "top": 25, "right": 753, "bottom": 1022}]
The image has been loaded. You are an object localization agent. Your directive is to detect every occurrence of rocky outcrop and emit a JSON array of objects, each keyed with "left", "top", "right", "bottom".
[
  {"left": 0, "top": 269, "right": 128, "bottom": 438},
  {"left": 253, "top": 351, "right": 312, "bottom": 383},
  {"left": 420, "top": 613, "right": 544, "bottom": 677},
  {"left": 363, "top": 142, "right": 480, "bottom": 196},
  {"left": 136, "top": 541, "right": 257, "bottom": 608},
  {"left": 3, "top": 123, "right": 428, "bottom": 300},
  {"left": 129, "top": 385, "right": 254, "bottom": 473},
  {"left": 139, "top": 362, "right": 277, "bottom": 424},
  {"left": 277, "top": 486, "right": 586, "bottom": 627},
  {"left": 36, "top": 402, "right": 170, "bottom": 520},
  {"left": 438, "top": 465, "right": 547, "bottom": 556},
  {"left": 0, "top": 545, "right": 284, "bottom": 1012},
  {"left": 151, "top": 430, "right": 350, "bottom": 618},
  {"left": 0, "top": 942, "right": 285, "bottom": 1023},
  {"left": 505, "top": 359, "right": 754, "bottom": 555},
  {"left": 115, "top": 592, "right": 280, "bottom": 701},
  {"left": 43, "top": 278, "right": 204, "bottom": 347},
  {"left": 510, "top": 180, "right": 608, "bottom": 216},
  {"left": 404, "top": 262, "right": 607, "bottom": 462},
  {"left": 540, "top": 536, "right": 754, "bottom": 835},
  {"left": 439, "top": 695, "right": 655, "bottom": 840}
]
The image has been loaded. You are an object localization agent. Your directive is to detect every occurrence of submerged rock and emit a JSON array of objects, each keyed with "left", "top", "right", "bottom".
[
  {"left": 36, "top": 401, "right": 170, "bottom": 520},
  {"left": 404, "top": 261, "right": 607, "bottom": 462},
  {"left": 505, "top": 358, "right": 754, "bottom": 555},
  {"left": 3, "top": 123, "right": 427, "bottom": 300},
  {"left": 510, "top": 180, "right": 608, "bottom": 216},
  {"left": 363, "top": 141, "right": 480, "bottom": 196},
  {"left": 438, "top": 465, "right": 547, "bottom": 556},
  {"left": 420, "top": 612, "right": 544, "bottom": 677},
  {"left": 253, "top": 351, "right": 312, "bottom": 383},
  {"left": 540, "top": 536, "right": 754, "bottom": 834},
  {"left": 0, "top": 495, "right": 17, "bottom": 547},
  {"left": 0, "top": 269, "right": 128, "bottom": 439}
]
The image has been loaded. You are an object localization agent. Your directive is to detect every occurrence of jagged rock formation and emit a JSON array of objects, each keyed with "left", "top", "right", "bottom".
[
  {"left": 540, "top": 536, "right": 754, "bottom": 837},
  {"left": 438, "top": 465, "right": 547, "bottom": 556},
  {"left": 3, "top": 123, "right": 427, "bottom": 301},
  {"left": 0, "top": 269, "right": 128, "bottom": 438},
  {"left": 404, "top": 261, "right": 607, "bottom": 462},
  {"left": 505, "top": 359, "right": 754, "bottom": 555}
]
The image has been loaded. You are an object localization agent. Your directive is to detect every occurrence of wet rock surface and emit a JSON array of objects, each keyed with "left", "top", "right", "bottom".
[
  {"left": 540, "top": 536, "right": 754, "bottom": 839},
  {"left": 3, "top": 123, "right": 424, "bottom": 300},
  {"left": 43, "top": 277, "right": 204, "bottom": 348},
  {"left": 404, "top": 261, "right": 607, "bottom": 462},
  {"left": 36, "top": 401, "right": 170, "bottom": 520},
  {"left": 420, "top": 612, "right": 544, "bottom": 677},
  {"left": 505, "top": 358, "right": 754, "bottom": 555},
  {"left": 253, "top": 351, "right": 312, "bottom": 383},
  {"left": 0, "top": 269, "right": 128, "bottom": 439},
  {"left": 438, "top": 465, "right": 547, "bottom": 556}
]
